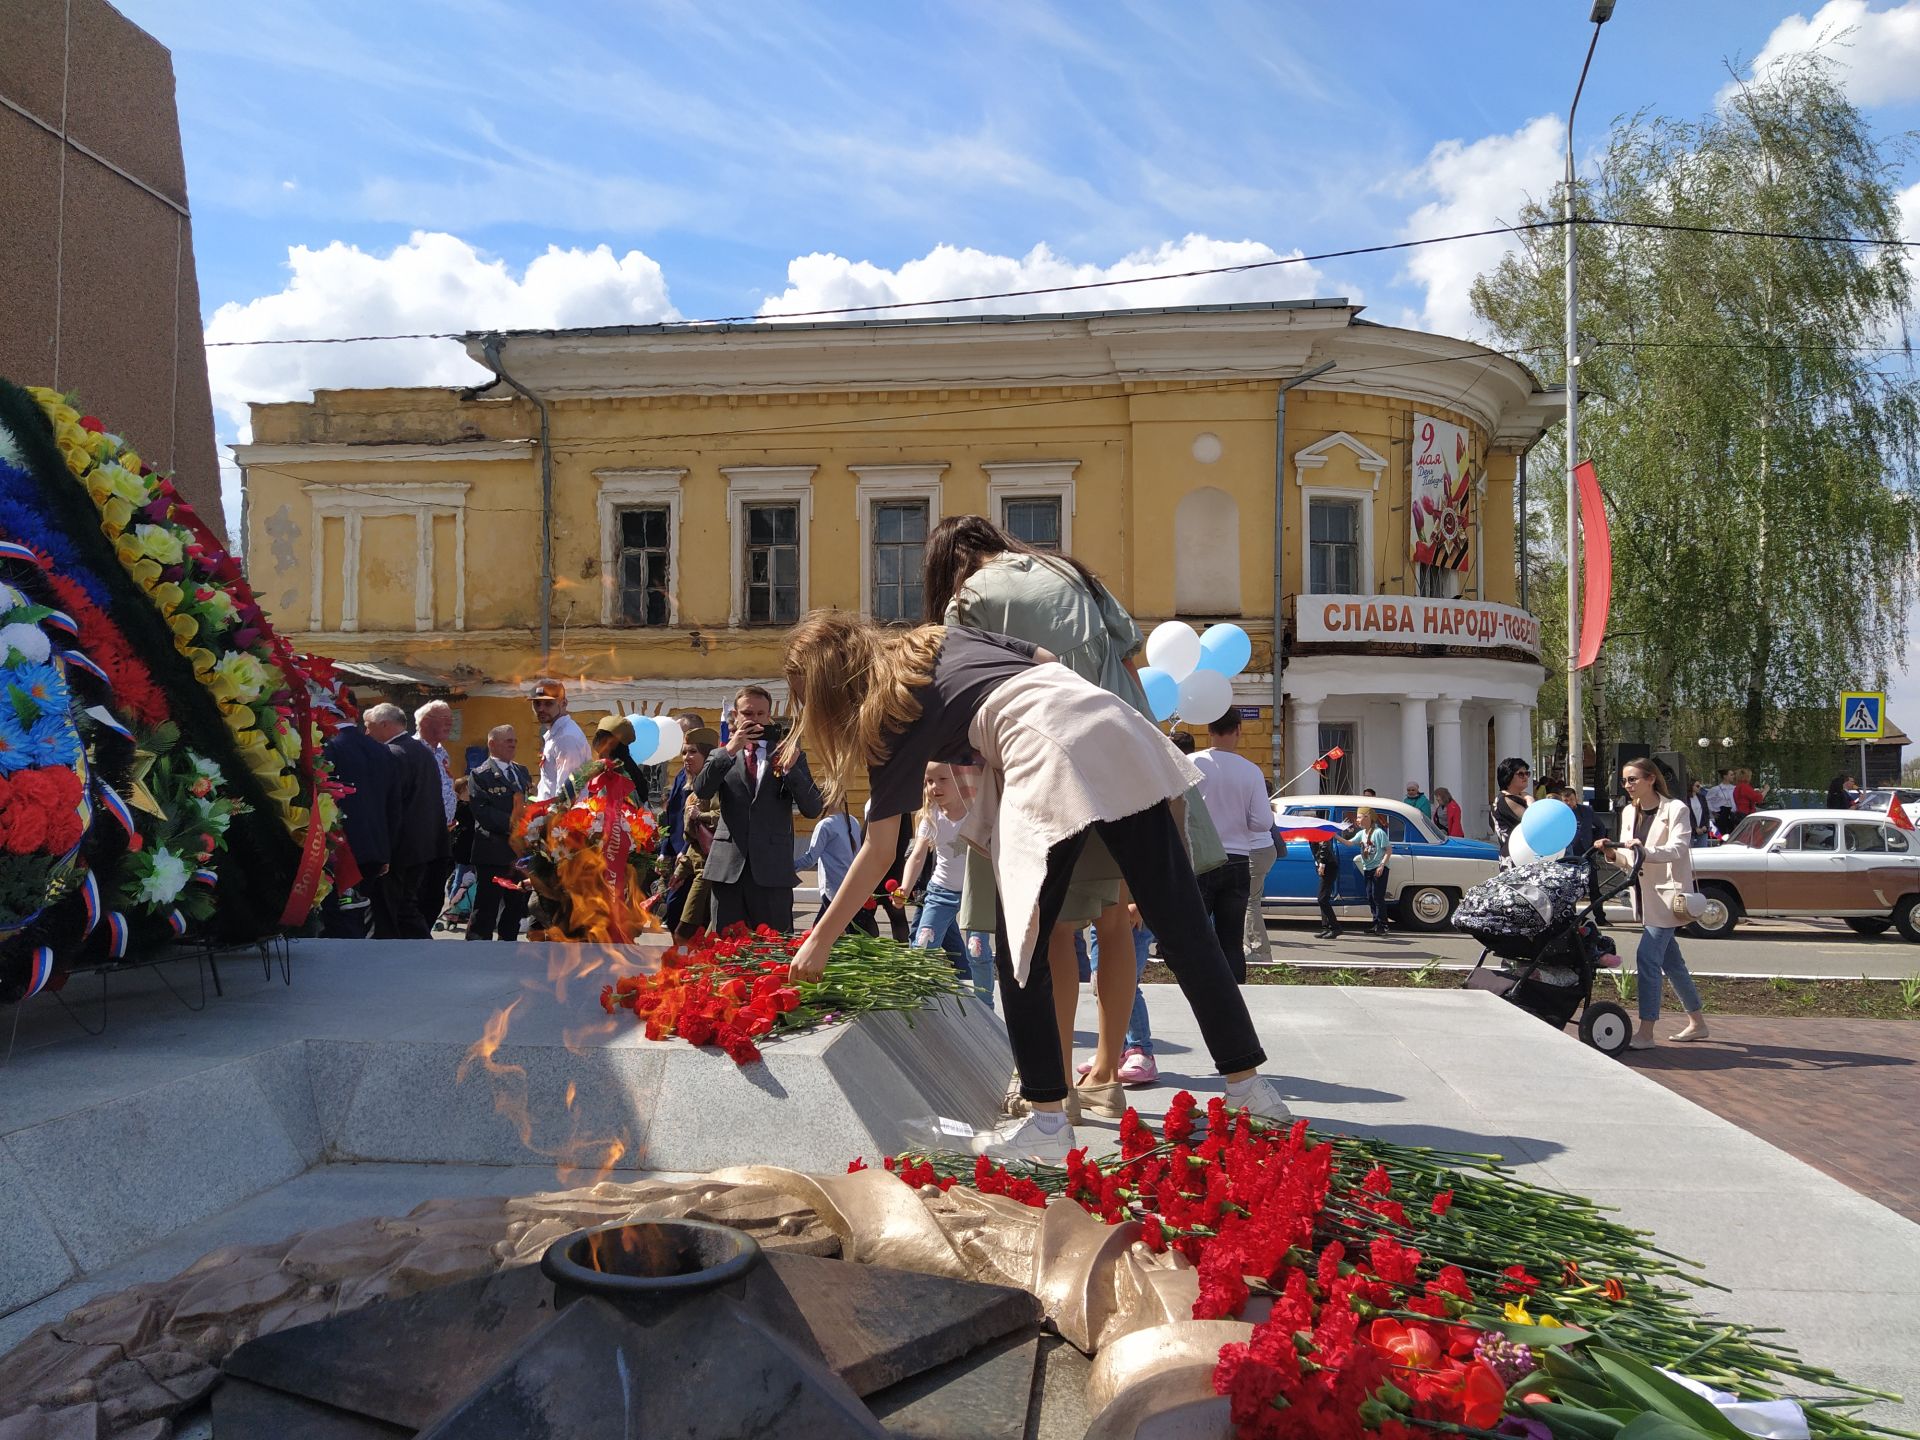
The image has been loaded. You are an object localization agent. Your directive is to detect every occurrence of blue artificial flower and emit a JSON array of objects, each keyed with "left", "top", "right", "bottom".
[
  {"left": 24, "top": 710, "right": 81, "bottom": 769},
  {"left": 12, "top": 662, "right": 70, "bottom": 723},
  {"left": 0, "top": 704, "right": 31, "bottom": 774}
]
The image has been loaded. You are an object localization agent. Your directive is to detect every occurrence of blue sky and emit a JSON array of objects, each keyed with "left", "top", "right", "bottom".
[{"left": 118, "top": 0, "right": 1920, "bottom": 729}]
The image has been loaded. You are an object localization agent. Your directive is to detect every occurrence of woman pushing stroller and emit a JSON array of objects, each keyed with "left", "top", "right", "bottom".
[{"left": 779, "top": 612, "right": 1291, "bottom": 1163}]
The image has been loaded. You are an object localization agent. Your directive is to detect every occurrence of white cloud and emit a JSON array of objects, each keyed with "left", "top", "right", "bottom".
[
  {"left": 1397, "top": 115, "right": 1564, "bottom": 342},
  {"left": 204, "top": 231, "right": 677, "bottom": 535},
  {"left": 1742, "top": 0, "right": 1920, "bottom": 106},
  {"left": 755, "top": 235, "right": 1338, "bottom": 321},
  {"left": 204, "top": 231, "right": 678, "bottom": 434}
]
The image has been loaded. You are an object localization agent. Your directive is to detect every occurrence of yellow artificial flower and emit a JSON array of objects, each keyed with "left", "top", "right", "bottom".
[
  {"left": 58, "top": 437, "right": 93, "bottom": 476},
  {"left": 132, "top": 524, "right": 185, "bottom": 566},
  {"left": 213, "top": 652, "right": 269, "bottom": 702},
  {"left": 150, "top": 582, "right": 184, "bottom": 614},
  {"left": 107, "top": 464, "right": 149, "bottom": 507},
  {"left": 101, "top": 497, "right": 133, "bottom": 535},
  {"left": 169, "top": 612, "right": 198, "bottom": 645},
  {"left": 130, "top": 557, "right": 162, "bottom": 589},
  {"left": 186, "top": 648, "right": 219, "bottom": 680},
  {"left": 119, "top": 449, "right": 142, "bottom": 476}
]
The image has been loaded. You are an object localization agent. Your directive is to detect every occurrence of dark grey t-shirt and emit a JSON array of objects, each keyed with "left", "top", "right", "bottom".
[{"left": 865, "top": 628, "right": 1038, "bottom": 822}]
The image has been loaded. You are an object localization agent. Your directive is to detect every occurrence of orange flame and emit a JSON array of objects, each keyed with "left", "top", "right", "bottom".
[{"left": 456, "top": 999, "right": 531, "bottom": 1146}]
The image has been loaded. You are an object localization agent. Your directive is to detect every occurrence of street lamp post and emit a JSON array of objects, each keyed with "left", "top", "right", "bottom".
[{"left": 1565, "top": 0, "right": 1613, "bottom": 792}]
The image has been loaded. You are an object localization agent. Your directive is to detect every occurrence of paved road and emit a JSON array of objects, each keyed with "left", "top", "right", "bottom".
[{"left": 1255, "top": 912, "right": 1920, "bottom": 979}]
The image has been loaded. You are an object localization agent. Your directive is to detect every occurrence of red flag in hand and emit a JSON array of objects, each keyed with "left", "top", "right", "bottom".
[
  {"left": 1889, "top": 797, "right": 1914, "bottom": 832},
  {"left": 1326, "top": 746, "right": 1346, "bottom": 761}
]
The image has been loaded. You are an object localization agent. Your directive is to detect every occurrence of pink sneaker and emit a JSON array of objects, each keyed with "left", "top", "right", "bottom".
[
  {"left": 1116, "top": 1047, "right": 1159, "bottom": 1086},
  {"left": 1075, "top": 1058, "right": 1094, "bottom": 1078}
]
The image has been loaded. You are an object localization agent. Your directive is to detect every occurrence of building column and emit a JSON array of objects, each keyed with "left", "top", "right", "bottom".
[
  {"left": 1494, "top": 702, "right": 1531, "bottom": 768},
  {"left": 1398, "top": 695, "right": 1433, "bottom": 796},
  {"left": 1288, "top": 698, "right": 1322, "bottom": 795},
  {"left": 1432, "top": 696, "right": 1465, "bottom": 813}
]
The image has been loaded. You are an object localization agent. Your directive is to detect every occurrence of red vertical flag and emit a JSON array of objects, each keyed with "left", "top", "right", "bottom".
[{"left": 1573, "top": 460, "right": 1612, "bottom": 671}]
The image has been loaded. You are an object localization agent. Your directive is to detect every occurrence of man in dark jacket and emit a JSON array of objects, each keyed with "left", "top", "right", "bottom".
[
  {"left": 1310, "top": 835, "right": 1343, "bottom": 939},
  {"left": 365, "top": 702, "right": 450, "bottom": 940},
  {"left": 322, "top": 718, "right": 403, "bottom": 938},
  {"left": 693, "top": 686, "right": 824, "bottom": 932},
  {"left": 465, "top": 723, "right": 531, "bottom": 942}
]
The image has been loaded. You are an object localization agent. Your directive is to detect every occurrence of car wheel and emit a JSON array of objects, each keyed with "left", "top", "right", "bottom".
[
  {"left": 1687, "top": 884, "right": 1740, "bottom": 939},
  {"left": 1580, "top": 1001, "right": 1633, "bottom": 1057},
  {"left": 1397, "top": 885, "right": 1456, "bottom": 931},
  {"left": 1895, "top": 896, "right": 1920, "bottom": 944},
  {"left": 1843, "top": 917, "right": 1894, "bottom": 937}
]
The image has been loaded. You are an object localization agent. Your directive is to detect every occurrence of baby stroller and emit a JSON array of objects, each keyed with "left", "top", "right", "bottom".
[{"left": 1452, "top": 852, "right": 1637, "bottom": 1057}]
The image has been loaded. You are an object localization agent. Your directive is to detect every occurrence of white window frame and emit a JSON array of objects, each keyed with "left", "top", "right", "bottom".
[
  {"left": 304, "top": 481, "right": 469, "bottom": 634},
  {"left": 722, "top": 465, "right": 816, "bottom": 628},
  {"left": 984, "top": 460, "right": 1078, "bottom": 553},
  {"left": 595, "top": 468, "right": 687, "bottom": 627},
  {"left": 1301, "top": 487, "right": 1374, "bottom": 596},
  {"left": 851, "top": 464, "right": 945, "bottom": 622}
]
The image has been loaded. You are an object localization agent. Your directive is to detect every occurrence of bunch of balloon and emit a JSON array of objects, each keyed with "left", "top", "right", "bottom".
[
  {"left": 625, "top": 714, "right": 690, "bottom": 768},
  {"left": 1136, "top": 621, "right": 1254, "bottom": 725},
  {"left": 1508, "top": 796, "right": 1577, "bottom": 867}
]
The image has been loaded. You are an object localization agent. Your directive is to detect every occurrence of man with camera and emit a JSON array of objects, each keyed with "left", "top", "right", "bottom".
[{"left": 693, "top": 684, "right": 825, "bottom": 932}]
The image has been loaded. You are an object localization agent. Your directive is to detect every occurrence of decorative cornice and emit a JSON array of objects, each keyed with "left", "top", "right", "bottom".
[{"left": 233, "top": 440, "right": 534, "bottom": 466}]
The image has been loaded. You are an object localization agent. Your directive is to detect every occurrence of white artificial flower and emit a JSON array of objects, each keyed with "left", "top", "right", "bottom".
[
  {"left": 135, "top": 848, "right": 191, "bottom": 905},
  {"left": 0, "top": 622, "right": 51, "bottom": 666},
  {"left": 0, "top": 582, "right": 27, "bottom": 612}
]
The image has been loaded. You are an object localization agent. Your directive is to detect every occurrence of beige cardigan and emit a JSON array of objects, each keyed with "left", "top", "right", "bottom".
[{"left": 1621, "top": 796, "right": 1696, "bottom": 928}]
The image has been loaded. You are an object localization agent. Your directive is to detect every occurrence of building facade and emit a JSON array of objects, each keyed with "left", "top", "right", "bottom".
[
  {"left": 1, "top": 0, "right": 225, "bottom": 534},
  {"left": 237, "top": 303, "right": 1558, "bottom": 832}
]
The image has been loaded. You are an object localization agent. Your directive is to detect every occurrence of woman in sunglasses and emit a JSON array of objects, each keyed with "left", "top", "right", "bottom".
[{"left": 1597, "top": 757, "right": 1709, "bottom": 1048}]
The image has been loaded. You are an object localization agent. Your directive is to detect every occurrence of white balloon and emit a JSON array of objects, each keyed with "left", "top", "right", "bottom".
[
  {"left": 648, "top": 720, "right": 684, "bottom": 765},
  {"left": 1145, "top": 621, "right": 1201, "bottom": 683},
  {"left": 1505, "top": 830, "right": 1565, "bottom": 867},
  {"left": 1175, "top": 669, "right": 1234, "bottom": 725}
]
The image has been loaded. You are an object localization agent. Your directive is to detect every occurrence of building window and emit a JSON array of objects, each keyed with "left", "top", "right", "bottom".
[
  {"left": 870, "top": 500, "right": 928, "bottom": 623},
  {"left": 1309, "top": 498, "right": 1362, "bottom": 594},
  {"left": 1004, "top": 498, "right": 1062, "bottom": 550},
  {"left": 744, "top": 504, "right": 801, "bottom": 625},
  {"left": 1318, "top": 722, "right": 1357, "bottom": 793},
  {"left": 1416, "top": 562, "right": 1462, "bottom": 600},
  {"left": 616, "top": 507, "right": 671, "bottom": 626}
]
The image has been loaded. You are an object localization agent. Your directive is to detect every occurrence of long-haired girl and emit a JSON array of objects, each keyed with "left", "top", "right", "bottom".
[{"left": 781, "top": 611, "right": 1289, "bottom": 1162}]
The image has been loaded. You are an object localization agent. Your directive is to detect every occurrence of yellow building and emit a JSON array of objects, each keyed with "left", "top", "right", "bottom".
[{"left": 237, "top": 302, "right": 1559, "bottom": 833}]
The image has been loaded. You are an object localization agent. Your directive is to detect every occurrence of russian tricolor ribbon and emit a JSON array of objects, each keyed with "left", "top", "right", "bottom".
[
  {"left": 24, "top": 946, "right": 55, "bottom": 999},
  {"left": 64, "top": 650, "right": 111, "bottom": 685},
  {"left": 95, "top": 780, "right": 136, "bottom": 838},
  {"left": 79, "top": 870, "right": 101, "bottom": 937},
  {"left": 43, "top": 608, "right": 79, "bottom": 638},
  {"left": 0, "top": 539, "right": 37, "bottom": 564},
  {"left": 192, "top": 867, "right": 218, "bottom": 887},
  {"left": 105, "top": 912, "right": 130, "bottom": 958},
  {"left": 165, "top": 909, "right": 187, "bottom": 937}
]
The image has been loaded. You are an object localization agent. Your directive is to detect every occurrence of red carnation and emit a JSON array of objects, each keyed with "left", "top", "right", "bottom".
[
  {"left": 1430, "top": 1189, "right": 1454, "bottom": 1216},
  {"left": 79, "top": 415, "right": 104, "bottom": 431},
  {"left": 717, "top": 1023, "right": 760, "bottom": 1065}
]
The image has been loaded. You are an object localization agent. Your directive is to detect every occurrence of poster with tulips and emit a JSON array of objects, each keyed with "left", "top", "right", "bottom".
[{"left": 1411, "top": 412, "right": 1474, "bottom": 573}]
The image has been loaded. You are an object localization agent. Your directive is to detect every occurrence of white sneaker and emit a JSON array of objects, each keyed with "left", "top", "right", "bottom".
[
  {"left": 970, "top": 1113, "right": 1075, "bottom": 1164},
  {"left": 1226, "top": 1075, "right": 1294, "bottom": 1123}
]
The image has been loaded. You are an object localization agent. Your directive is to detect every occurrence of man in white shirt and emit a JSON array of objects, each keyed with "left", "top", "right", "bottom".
[
  {"left": 529, "top": 680, "right": 591, "bottom": 801},
  {"left": 1704, "top": 768, "right": 1737, "bottom": 834},
  {"left": 1190, "top": 708, "right": 1278, "bottom": 982}
]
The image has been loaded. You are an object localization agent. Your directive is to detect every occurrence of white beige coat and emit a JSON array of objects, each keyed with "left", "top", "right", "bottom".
[{"left": 1621, "top": 796, "right": 1696, "bottom": 929}]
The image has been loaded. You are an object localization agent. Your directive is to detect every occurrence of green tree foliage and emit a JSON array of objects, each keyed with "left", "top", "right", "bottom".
[{"left": 1475, "top": 56, "right": 1920, "bottom": 775}]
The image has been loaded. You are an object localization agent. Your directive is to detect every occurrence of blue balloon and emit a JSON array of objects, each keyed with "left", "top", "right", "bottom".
[
  {"left": 1517, "top": 796, "right": 1577, "bottom": 857},
  {"left": 1137, "top": 666, "right": 1179, "bottom": 722},
  {"left": 1196, "top": 623, "right": 1252, "bottom": 678},
  {"left": 625, "top": 715, "right": 660, "bottom": 766}
]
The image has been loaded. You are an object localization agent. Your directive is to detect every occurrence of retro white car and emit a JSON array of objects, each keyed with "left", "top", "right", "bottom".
[
  {"left": 1261, "top": 795, "right": 1502, "bottom": 930},
  {"left": 1687, "top": 809, "right": 1920, "bottom": 941}
]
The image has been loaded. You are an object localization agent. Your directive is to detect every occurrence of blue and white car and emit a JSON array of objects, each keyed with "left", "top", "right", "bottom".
[{"left": 1261, "top": 794, "right": 1501, "bottom": 930}]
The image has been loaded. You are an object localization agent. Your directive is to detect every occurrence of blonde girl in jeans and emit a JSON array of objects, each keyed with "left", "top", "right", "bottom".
[{"left": 1598, "top": 757, "right": 1709, "bottom": 1048}]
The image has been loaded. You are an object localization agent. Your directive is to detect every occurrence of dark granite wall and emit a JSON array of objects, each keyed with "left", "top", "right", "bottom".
[{"left": 0, "top": 0, "right": 224, "bottom": 537}]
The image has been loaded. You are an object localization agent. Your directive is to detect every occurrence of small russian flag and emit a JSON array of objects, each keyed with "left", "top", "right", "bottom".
[
  {"left": 24, "top": 946, "right": 55, "bottom": 999},
  {"left": 95, "top": 781, "right": 135, "bottom": 837},
  {"left": 64, "top": 650, "right": 111, "bottom": 685},
  {"left": 1276, "top": 820, "right": 1347, "bottom": 843},
  {"left": 84, "top": 704, "right": 134, "bottom": 741},
  {"left": 79, "top": 870, "right": 101, "bottom": 937},
  {"left": 105, "top": 911, "right": 130, "bottom": 958}
]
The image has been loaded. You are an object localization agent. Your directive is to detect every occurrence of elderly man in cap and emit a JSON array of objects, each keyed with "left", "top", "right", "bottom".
[{"left": 529, "top": 679, "right": 592, "bottom": 801}]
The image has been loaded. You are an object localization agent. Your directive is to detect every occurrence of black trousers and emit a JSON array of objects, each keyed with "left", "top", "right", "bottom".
[
  {"left": 1196, "top": 854, "right": 1251, "bottom": 983},
  {"left": 466, "top": 865, "right": 530, "bottom": 941},
  {"left": 817, "top": 894, "right": 880, "bottom": 937},
  {"left": 387, "top": 862, "right": 433, "bottom": 939},
  {"left": 361, "top": 869, "right": 402, "bottom": 940},
  {"left": 713, "top": 879, "right": 796, "bottom": 933},
  {"left": 997, "top": 801, "right": 1266, "bottom": 1103},
  {"left": 417, "top": 857, "right": 453, "bottom": 931},
  {"left": 1316, "top": 866, "right": 1340, "bottom": 932}
]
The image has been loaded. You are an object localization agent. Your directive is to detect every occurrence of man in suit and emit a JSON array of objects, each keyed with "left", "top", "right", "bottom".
[
  {"left": 322, "top": 716, "right": 403, "bottom": 938},
  {"left": 693, "top": 685, "right": 824, "bottom": 932},
  {"left": 464, "top": 723, "right": 532, "bottom": 942},
  {"left": 365, "top": 702, "right": 450, "bottom": 940}
]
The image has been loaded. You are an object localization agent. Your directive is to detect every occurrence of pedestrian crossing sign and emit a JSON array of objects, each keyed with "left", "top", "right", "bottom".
[{"left": 1839, "top": 691, "right": 1885, "bottom": 740}]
